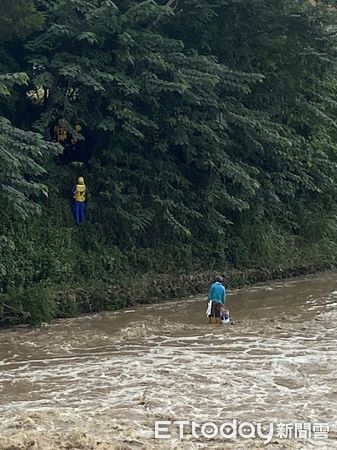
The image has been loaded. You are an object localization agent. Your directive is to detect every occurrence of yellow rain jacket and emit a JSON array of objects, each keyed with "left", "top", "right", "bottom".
[{"left": 73, "top": 177, "right": 86, "bottom": 202}]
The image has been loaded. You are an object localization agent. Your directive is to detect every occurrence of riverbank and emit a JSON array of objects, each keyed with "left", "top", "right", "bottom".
[
  {"left": 57, "top": 261, "right": 336, "bottom": 313},
  {"left": 1, "top": 261, "right": 335, "bottom": 327}
]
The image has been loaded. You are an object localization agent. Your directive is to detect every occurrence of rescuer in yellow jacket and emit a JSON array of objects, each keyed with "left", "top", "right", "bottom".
[{"left": 71, "top": 177, "right": 86, "bottom": 224}]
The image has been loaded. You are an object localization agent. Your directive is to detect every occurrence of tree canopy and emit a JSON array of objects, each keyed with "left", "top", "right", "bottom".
[{"left": 2, "top": 0, "right": 337, "bottom": 301}]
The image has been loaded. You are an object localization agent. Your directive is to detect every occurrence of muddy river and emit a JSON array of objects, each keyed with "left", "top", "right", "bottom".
[{"left": 0, "top": 272, "right": 336, "bottom": 449}]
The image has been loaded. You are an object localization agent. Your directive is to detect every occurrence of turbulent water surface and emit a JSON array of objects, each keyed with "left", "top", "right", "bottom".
[{"left": 0, "top": 272, "right": 337, "bottom": 449}]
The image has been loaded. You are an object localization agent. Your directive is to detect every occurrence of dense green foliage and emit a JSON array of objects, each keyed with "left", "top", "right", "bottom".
[
  {"left": 1, "top": 0, "right": 337, "bottom": 324},
  {"left": 0, "top": 0, "right": 43, "bottom": 41}
]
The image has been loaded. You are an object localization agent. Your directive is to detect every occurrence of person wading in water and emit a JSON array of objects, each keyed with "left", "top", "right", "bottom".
[{"left": 207, "top": 275, "right": 226, "bottom": 324}]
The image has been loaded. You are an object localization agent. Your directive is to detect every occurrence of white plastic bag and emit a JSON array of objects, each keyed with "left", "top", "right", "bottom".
[{"left": 206, "top": 300, "right": 212, "bottom": 317}]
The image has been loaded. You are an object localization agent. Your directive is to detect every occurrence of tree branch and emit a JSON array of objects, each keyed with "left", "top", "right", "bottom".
[{"left": 165, "top": 0, "right": 179, "bottom": 8}]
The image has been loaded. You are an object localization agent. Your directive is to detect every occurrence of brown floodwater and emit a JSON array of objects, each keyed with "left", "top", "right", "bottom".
[{"left": 0, "top": 272, "right": 337, "bottom": 449}]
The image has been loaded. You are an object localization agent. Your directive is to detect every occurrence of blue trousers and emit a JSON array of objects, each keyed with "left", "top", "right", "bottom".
[{"left": 73, "top": 201, "right": 86, "bottom": 225}]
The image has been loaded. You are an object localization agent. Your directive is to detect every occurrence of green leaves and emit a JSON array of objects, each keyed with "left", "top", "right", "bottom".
[
  {"left": 0, "top": 0, "right": 43, "bottom": 42},
  {"left": 0, "top": 117, "right": 61, "bottom": 220},
  {"left": 2, "top": 0, "right": 337, "bottom": 277},
  {"left": 0, "top": 73, "right": 29, "bottom": 97},
  {"left": 0, "top": 71, "right": 61, "bottom": 221},
  {"left": 77, "top": 31, "right": 99, "bottom": 44}
]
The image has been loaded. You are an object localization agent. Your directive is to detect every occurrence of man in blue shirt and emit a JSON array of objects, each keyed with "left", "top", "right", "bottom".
[{"left": 207, "top": 275, "right": 226, "bottom": 323}]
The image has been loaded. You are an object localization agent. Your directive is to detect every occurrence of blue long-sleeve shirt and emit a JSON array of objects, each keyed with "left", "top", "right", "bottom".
[{"left": 208, "top": 282, "right": 226, "bottom": 304}]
